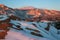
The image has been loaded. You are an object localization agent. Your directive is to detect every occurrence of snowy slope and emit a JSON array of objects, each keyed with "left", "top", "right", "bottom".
[
  {"left": 5, "top": 28, "right": 50, "bottom": 40},
  {"left": 0, "top": 15, "right": 60, "bottom": 40},
  {"left": 9, "top": 20, "right": 59, "bottom": 40}
]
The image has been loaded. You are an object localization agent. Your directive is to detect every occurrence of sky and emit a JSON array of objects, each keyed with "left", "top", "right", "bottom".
[{"left": 0, "top": 0, "right": 60, "bottom": 10}]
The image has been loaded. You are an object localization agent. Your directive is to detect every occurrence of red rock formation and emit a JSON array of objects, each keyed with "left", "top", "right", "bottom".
[
  {"left": 0, "top": 16, "right": 12, "bottom": 39},
  {"left": 0, "top": 23, "right": 12, "bottom": 39}
]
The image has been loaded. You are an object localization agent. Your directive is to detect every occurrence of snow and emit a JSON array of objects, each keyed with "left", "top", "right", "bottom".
[
  {"left": 9, "top": 20, "right": 59, "bottom": 40},
  {"left": 0, "top": 15, "right": 8, "bottom": 21},
  {"left": 5, "top": 28, "right": 50, "bottom": 40},
  {"left": 0, "top": 17, "right": 59, "bottom": 40}
]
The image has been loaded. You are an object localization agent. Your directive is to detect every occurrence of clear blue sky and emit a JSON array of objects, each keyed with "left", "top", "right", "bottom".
[{"left": 0, "top": 0, "right": 60, "bottom": 10}]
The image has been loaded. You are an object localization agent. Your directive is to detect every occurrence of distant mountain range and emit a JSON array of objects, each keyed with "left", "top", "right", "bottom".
[{"left": 0, "top": 4, "right": 60, "bottom": 21}]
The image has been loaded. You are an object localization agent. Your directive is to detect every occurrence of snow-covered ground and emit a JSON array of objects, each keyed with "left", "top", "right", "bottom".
[
  {"left": 5, "top": 28, "right": 50, "bottom": 40},
  {"left": 1, "top": 20, "right": 58, "bottom": 40},
  {"left": 0, "top": 15, "right": 59, "bottom": 40},
  {"left": 0, "top": 15, "right": 8, "bottom": 21}
]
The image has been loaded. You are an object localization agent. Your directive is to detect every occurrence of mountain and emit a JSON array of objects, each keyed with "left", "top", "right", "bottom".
[
  {"left": 14, "top": 6, "right": 60, "bottom": 21},
  {"left": 19, "top": 7, "right": 60, "bottom": 21},
  {"left": 0, "top": 4, "right": 15, "bottom": 15},
  {"left": 19, "top": 6, "right": 35, "bottom": 10},
  {"left": 0, "top": 4, "right": 60, "bottom": 40},
  {"left": 0, "top": 4, "right": 60, "bottom": 21}
]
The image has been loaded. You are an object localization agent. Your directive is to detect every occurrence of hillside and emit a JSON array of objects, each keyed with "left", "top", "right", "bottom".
[
  {"left": 0, "top": 4, "right": 60, "bottom": 40},
  {"left": 0, "top": 15, "right": 60, "bottom": 40},
  {"left": 0, "top": 4, "right": 60, "bottom": 21}
]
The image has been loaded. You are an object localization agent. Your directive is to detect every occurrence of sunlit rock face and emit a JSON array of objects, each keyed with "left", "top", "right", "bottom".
[
  {"left": 0, "top": 4, "right": 60, "bottom": 21},
  {"left": 19, "top": 7, "right": 60, "bottom": 21},
  {"left": 0, "top": 4, "right": 15, "bottom": 15}
]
